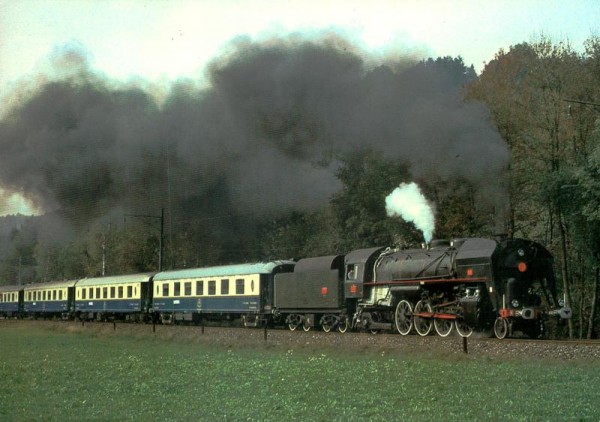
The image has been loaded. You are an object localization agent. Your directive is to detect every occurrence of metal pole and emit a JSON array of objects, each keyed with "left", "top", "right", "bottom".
[{"left": 159, "top": 208, "right": 164, "bottom": 271}]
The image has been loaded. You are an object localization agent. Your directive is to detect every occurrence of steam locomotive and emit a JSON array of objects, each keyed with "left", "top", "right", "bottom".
[
  {"left": 273, "top": 236, "right": 571, "bottom": 338},
  {"left": 0, "top": 236, "right": 571, "bottom": 339}
]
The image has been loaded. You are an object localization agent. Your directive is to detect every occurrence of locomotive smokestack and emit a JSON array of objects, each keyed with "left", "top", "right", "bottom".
[{"left": 385, "top": 182, "right": 435, "bottom": 243}]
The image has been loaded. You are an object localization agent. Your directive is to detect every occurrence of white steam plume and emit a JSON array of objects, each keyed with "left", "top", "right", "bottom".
[{"left": 385, "top": 182, "right": 435, "bottom": 243}]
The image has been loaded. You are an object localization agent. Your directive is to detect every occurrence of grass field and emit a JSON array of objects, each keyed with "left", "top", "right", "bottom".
[{"left": 1, "top": 322, "right": 599, "bottom": 421}]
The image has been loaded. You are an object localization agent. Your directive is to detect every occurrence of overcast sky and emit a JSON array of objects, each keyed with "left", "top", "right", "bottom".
[
  {"left": 0, "top": 0, "right": 598, "bottom": 215},
  {"left": 1, "top": 0, "right": 598, "bottom": 87}
]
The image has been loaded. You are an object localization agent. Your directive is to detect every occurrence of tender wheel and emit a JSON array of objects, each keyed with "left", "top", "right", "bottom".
[
  {"left": 287, "top": 314, "right": 301, "bottom": 331},
  {"left": 494, "top": 317, "right": 509, "bottom": 339},
  {"left": 337, "top": 317, "right": 349, "bottom": 333},
  {"left": 454, "top": 319, "right": 473, "bottom": 337},
  {"left": 395, "top": 300, "right": 413, "bottom": 336},
  {"left": 434, "top": 317, "right": 453, "bottom": 337},
  {"left": 321, "top": 315, "right": 336, "bottom": 333},
  {"left": 413, "top": 300, "right": 432, "bottom": 336},
  {"left": 302, "top": 322, "right": 311, "bottom": 332}
]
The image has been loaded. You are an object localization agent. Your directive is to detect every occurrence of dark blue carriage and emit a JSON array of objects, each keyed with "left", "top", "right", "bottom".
[
  {"left": 74, "top": 273, "right": 153, "bottom": 322},
  {"left": 23, "top": 280, "right": 76, "bottom": 319},
  {"left": 0, "top": 285, "right": 23, "bottom": 318},
  {"left": 152, "top": 261, "right": 294, "bottom": 326}
]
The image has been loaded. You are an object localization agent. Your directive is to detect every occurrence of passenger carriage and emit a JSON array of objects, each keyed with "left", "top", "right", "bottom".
[
  {"left": 151, "top": 261, "right": 295, "bottom": 326},
  {"left": 23, "top": 280, "right": 76, "bottom": 319},
  {"left": 0, "top": 285, "right": 23, "bottom": 318},
  {"left": 74, "top": 273, "right": 153, "bottom": 322}
]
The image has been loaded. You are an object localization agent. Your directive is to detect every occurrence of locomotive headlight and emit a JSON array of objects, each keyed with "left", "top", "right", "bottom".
[
  {"left": 517, "top": 248, "right": 525, "bottom": 257},
  {"left": 511, "top": 299, "right": 520, "bottom": 308}
]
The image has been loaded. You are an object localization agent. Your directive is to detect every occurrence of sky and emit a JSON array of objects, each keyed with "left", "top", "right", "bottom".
[{"left": 0, "top": 0, "right": 598, "bottom": 215}]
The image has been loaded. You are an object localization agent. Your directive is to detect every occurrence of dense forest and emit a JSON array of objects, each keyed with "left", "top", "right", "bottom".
[{"left": 1, "top": 36, "right": 600, "bottom": 338}]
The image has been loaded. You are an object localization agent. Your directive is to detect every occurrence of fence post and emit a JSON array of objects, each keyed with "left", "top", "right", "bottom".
[
  {"left": 462, "top": 336, "right": 468, "bottom": 354},
  {"left": 263, "top": 318, "right": 268, "bottom": 341}
]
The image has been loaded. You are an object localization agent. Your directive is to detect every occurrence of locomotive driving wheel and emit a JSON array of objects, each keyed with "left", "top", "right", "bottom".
[
  {"left": 413, "top": 300, "right": 433, "bottom": 336},
  {"left": 454, "top": 319, "right": 473, "bottom": 337},
  {"left": 494, "top": 317, "right": 509, "bottom": 339},
  {"left": 434, "top": 317, "right": 453, "bottom": 337},
  {"left": 394, "top": 300, "right": 413, "bottom": 336}
]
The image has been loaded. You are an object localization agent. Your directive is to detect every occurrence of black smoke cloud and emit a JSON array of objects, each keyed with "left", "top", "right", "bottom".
[{"left": 0, "top": 35, "right": 508, "bottom": 239}]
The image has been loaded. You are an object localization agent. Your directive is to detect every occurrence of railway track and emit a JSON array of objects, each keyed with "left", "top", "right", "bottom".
[{"left": 3, "top": 319, "right": 599, "bottom": 360}]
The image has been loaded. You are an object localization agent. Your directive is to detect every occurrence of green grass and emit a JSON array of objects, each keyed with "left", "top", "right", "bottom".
[{"left": 1, "top": 323, "right": 599, "bottom": 421}]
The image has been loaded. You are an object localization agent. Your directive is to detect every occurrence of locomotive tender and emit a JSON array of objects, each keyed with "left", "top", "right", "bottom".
[{"left": 0, "top": 237, "right": 571, "bottom": 339}]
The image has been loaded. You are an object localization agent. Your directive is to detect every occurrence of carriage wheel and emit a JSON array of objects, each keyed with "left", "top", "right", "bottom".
[
  {"left": 394, "top": 300, "right": 413, "bottom": 336},
  {"left": 413, "top": 300, "right": 432, "bottom": 336},
  {"left": 454, "top": 319, "right": 473, "bottom": 337},
  {"left": 494, "top": 317, "right": 509, "bottom": 339},
  {"left": 434, "top": 318, "right": 453, "bottom": 337}
]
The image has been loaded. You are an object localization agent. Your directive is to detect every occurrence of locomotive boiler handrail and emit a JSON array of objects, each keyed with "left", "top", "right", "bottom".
[{"left": 364, "top": 277, "right": 487, "bottom": 286}]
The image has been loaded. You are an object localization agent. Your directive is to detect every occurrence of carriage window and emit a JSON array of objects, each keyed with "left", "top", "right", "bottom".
[
  {"left": 110, "top": 287, "right": 116, "bottom": 298},
  {"left": 236, "top": 279, "right": 244, "bottom": 295},
  {"left": 103, "top": 287, "right": 108, "bottom": 298},
  {"left": 127, "top": 286, "right": 133, "bottom": 298},
  {"left": 89, "top": 288, "right": 94, "bottom": 299},
  {"left": 184, "top": 282, "right": 192, "bottom": 296},
  {"left": 208, "top": 280, "right": 216, "bottom": 295},
  {"left": 162, "top": 284, "right": 169, "bottom": 297},
  {"left": 96, "top": 288, "right": 101, "bottom": 299},
  {"left": 59, "top": 290, "right": 63, "bottom": 301},
  {"left": 174, "top": 282, "right": 181, "bottom": 297},
  {"left": 82, "top": 289, "right": 86, "bottom": 300},
  {"left": 221, "top": 279, "right": 229, "bottom": 295},
  {"left": 118, "top": 286, "right": 124, "bottom": 298},
  {"left": 196, "top": 280, "right": 204, "bottom": 296}
]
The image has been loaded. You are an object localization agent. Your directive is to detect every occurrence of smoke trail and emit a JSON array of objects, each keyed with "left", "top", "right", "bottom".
[
  {"left": 385, "top": 182, "right": 435, "bottom": 243},
  {"left": 0, "top": 34, "right": 509, "bottom": 253}
]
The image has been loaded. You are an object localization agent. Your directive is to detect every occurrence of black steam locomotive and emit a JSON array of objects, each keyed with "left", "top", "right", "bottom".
[{"left": 273, "top": 237, "right": 571, "bottom": 338}]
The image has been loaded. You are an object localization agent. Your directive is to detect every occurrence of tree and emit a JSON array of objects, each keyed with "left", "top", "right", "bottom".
[{"left": 469, "top": 37, "right": 600, "bottom": 338}]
